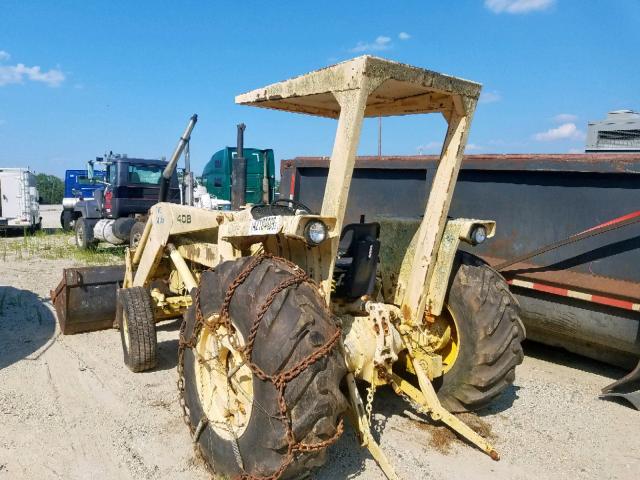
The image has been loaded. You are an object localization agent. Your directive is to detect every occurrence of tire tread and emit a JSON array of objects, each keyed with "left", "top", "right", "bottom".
[
  {"left": 438, "top": 251, "right": 525, "bottom": 412},
  {"left": 183, "top": 258, "right": 347, "bottom": 479},
  {"left": 117, "top": 287, "right": 157, "bottom": 372}
]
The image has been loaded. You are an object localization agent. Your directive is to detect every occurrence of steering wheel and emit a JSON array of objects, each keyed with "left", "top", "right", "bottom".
[{"left": 270, "top": 198, "right": 315, "bottom": 215}]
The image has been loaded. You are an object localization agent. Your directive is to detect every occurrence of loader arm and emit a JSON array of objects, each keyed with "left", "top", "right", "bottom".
[{"left": 128, "top": 203, "right": 228, "bottom": 288}]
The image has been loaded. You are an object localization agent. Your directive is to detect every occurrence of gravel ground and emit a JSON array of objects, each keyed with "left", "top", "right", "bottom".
[{"left": 1, "top": 234, "right": 639, "bottom": 480}]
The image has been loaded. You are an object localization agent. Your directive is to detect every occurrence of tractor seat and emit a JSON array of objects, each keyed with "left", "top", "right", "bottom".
[
  {"left": 337, "top": 223, "right": 380, "bottom": 257},
  {"left": 334, "top": 221, "right": 380, "bottom": 298}
]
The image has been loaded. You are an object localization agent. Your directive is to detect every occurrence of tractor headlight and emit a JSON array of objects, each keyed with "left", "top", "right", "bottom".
[
  {"left": 470, "top": 225, "right": 487, "bottom": 245},
  {"left": 304, "top": 220, "right": 328, "bottom": 246}
]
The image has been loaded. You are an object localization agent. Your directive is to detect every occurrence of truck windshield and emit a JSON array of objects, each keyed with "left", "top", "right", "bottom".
[
  {"left": 128, "top": 165, "right": 162, "bottom": 185},
  {"left": 77, "top": 176, "right": 93, "bottom": 185}
]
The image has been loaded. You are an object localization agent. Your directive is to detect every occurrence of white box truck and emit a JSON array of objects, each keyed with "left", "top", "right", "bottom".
[{"left": 0, "top": 168, "right": 41, "bottom": 231}]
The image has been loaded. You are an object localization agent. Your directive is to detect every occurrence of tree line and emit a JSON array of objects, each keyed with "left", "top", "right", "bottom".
[{"left": 36, "top": 173, "right": 64, "bottom": 204}]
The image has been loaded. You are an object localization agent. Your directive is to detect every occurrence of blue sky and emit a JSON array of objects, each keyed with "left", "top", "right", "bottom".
[{"left": 1, "top": 0, "right": 638, "bottom": 177}]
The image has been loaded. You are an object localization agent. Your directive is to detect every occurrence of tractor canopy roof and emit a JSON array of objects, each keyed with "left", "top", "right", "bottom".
[{"left": 235, "top": 55, "right": 481, "bottom": 119}]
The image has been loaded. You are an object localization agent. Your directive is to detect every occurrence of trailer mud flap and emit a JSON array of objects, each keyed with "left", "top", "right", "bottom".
[{"left": 50, "top": 265, "right": 125, "bottom": 334}]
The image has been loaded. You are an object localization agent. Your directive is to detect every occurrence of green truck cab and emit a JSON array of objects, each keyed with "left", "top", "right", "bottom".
[{"left": 202, "top": 147, "right": 276, "bottom": 204}]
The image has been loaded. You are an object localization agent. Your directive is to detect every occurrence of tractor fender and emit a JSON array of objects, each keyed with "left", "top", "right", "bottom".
[
  {"left": 382, "top": 218, "right": 495, "bottom": 318},
  {"left": 424, "top": 218, "right": 496, "bottom": 317}
]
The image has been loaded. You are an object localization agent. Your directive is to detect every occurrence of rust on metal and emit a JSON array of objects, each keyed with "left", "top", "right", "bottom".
[
  {"left": 484, "top": 255, "right": 640, "bottom": 303},
  {"left": 283, "top": 153, "right": 640, "bottom": 175},
  {"left": 51, "top": 265, "right": 125, "bottom": 334},
  {"left": 236, "top": 55, "right": 481, "bottom": 119}
]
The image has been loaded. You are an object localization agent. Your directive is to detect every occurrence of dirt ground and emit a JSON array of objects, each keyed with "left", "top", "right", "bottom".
[{"left": 1, "top": 230, "right": 639, "bottom": 480}]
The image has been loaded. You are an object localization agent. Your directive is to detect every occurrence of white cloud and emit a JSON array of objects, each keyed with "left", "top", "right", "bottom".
[
  {"left": 418, "top": 141, "right": 483, "bottom": 154},
  {"left": 553, "top": 113, "right": 578, "bottom": 123},
  {"left": 568, "top": 148, "right": 583, "bottom": 154},
  {"left": 466, "top": 143, "right": 484, "bottom": 152},
  {"left": 398, "top": 32, "right": 411, "bottom": 40},
  {"left": 350, "top": 36, "right": 392, "bottom": 53},
  {"left": 0, "top": 50, "right": 10, "bottom": 61},
  {"left": 486, "top": 138, "right": 529, "bottom": 149},
  {"left": 485, "top": 0, "right": 555, "bottom": 14},
  {"left": 534, "top": 122, "right": 585, "bottom": 141},
  {"left": 480, "top": 90, "right": 502, "bottom": 104},
  {"left": 0, "top": 63, "right": 65, "bottom": 87},
  {"left": 416, "top": 141, "right": 442, "bottom": 154}
]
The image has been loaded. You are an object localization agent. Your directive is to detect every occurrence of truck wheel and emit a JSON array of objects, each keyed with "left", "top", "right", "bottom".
[
  {"left": 179, "top": 256, "right": 347, "bottom": 479},
  {"left": 129, "top": 221, "right": 146, "bottom": 249},
  {"left": 74, "top": 217, "right": 97, "bottom": 249},
  {"left": 432, "top": 251, "right": 525, "bottom": 412},
  {"left": 117, "top": 287, "right": 157, "bottom": 372},
  {"left": 61, "top": 210, "right": 73, "bottom": 231}
]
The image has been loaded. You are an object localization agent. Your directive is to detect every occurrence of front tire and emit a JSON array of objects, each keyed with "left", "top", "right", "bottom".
[
  {"left": 129, "top": 221, "right": 146, "bottom": 249},
  {"left": 435, "top": 251, "right": 525, "bottom": 412},
  {"left": 74, "top": 217, "right": 97, "bottom": 250},
  {"left": 117, "top": 287, "right": 157, "bottom": 372},
  {"left": 61, "top": 210, "right": 73, "bottom": 231},
  {"left": 180, "top": 256, "right": 347, "bottom": 479}
]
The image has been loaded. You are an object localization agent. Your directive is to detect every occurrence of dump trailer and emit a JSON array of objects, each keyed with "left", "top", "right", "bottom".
[
  {"left": 281, "top": 153, "right": 640, "bottom": 401},
  {"left": 0, "top": 168, "right": 41, "bottom": 231},
  {"left": 53, "top": 56, "right": 527, "bottom": 479}
]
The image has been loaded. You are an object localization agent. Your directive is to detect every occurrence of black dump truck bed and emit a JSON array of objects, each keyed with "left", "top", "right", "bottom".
[{"left": 281, "top": 153, "right": 640, "bottom": 368}]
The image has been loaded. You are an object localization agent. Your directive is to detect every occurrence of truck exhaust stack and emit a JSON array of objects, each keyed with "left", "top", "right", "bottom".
[{"left": 231, "top": 123, "right": 246, "bottom": 209}]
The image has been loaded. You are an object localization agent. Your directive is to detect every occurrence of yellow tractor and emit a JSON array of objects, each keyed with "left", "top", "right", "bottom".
[{"left": 67, "top": 56, "right": 525, "bottom": 479}]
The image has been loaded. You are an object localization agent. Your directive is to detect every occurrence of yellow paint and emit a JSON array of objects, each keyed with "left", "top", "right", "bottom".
[
  {"left": 195, "top": 325, "right": 254, "bottom": 440},
  {"left": 438, "top": 306, "right": 460, "bottom": 374},
  {"left": 390, "top": 372, "right": 499, "bottom": 460}
]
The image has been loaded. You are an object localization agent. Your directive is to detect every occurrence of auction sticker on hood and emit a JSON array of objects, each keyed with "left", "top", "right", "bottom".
[{"left": 249, "top": 216, "right": 282, "bottom": 235}]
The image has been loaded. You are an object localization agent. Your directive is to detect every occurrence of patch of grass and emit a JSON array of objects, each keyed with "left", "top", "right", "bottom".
[{"left": 0, "top": 230, "right": 125, "bottom": 265}]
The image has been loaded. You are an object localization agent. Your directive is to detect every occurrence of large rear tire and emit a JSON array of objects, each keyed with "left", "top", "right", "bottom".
[
  {"left": 180, "top": 256, "right": 347, "bottom": 479},
  {"left": 117, "top": 287, "right": 157, "bottom": 372},
  {"left": 435, "top": 251, "right": 525, "bottom": 412}
]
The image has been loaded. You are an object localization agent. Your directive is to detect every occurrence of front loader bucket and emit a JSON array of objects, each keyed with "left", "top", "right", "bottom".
[{"left": 50, "top": 265, "right": 125, "bottom": 334}]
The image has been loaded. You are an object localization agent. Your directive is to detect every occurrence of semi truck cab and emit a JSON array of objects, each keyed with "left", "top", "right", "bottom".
[
  {"left": 71, "top": 154, "right": 180, "bottom": 248},
  {"left": 100, "top": 157, "right": 179, "bottom": 218},
  {"left": 201, "top": 147, "right": 276, "bottom": 205}
]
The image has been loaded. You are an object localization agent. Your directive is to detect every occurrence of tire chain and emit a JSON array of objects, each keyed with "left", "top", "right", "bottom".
[
  {"left": 177, "top": 253, "right": 344, "bottom": 480},
  {"left": 365, "top": 372, "right": 376, "bottom": 424}
]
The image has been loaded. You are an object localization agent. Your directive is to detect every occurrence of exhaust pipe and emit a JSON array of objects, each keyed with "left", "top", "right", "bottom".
[
  {"left": 262, "top": 151, "right": 270, "bottom": 204},
  {"left": 231, "top": 123, "right": 246, "bottom": 209}
]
